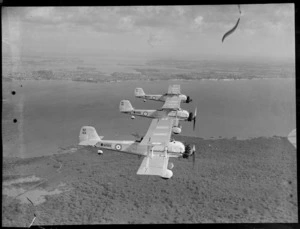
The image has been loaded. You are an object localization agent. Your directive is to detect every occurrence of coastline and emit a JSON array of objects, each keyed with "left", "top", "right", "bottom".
[{"left": 4, "top": 76, "right": 295, "bottom": 84}]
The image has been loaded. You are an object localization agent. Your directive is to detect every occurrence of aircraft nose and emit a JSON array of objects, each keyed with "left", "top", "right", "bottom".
[{"left": 184, "top": 110, "right": 189, "bottom": 117}]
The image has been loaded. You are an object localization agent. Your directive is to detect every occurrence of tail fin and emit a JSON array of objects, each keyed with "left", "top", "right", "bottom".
[
  {"left": 135, "top": 88, "right": 145, "bottom": 97},
  {"left": 79, "top": 126, "right": 103, "bottom": 146},
  {"left": 119, "top": 100, "right": 134, "bottom": 113}
]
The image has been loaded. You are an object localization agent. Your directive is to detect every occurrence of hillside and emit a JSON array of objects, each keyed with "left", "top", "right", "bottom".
[{"left": 2, "top": 136, "right": 297, "bottom": 226}]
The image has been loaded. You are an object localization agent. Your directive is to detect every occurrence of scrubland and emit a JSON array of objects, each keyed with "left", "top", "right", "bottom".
[{"left": 2, "top": 136, "right": 297, "bottom": 226}]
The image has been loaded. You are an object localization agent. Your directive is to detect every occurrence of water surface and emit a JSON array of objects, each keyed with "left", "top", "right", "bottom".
[{"left": 3, "top": 79, "right": 296, "bottom": 158}]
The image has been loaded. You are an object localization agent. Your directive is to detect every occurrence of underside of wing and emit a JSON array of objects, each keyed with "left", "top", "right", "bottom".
[
  {"left": 137, "top": 153, "right": 169, "bottom": 176},
  {"left": 140, "top": 118, "right": 174, "bottom": 145},
  {"left": 168, "top": 85, "right": 181, "bottom": 95},
  {"left": 137, "top": 117, "right": 175, "bottom": 178},
  {"left": 162, "top": 96, "right": 181, "bottom": 110}
]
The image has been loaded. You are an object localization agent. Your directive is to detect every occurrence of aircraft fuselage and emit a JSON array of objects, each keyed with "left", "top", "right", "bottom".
[
  {"left": 137, "top": 94, "right": 188, "bottom": 103},
  {"left": 93, "top": 139, "right": 185, "bottom": 158},
  {"left": 123, "top": 109, "right": 189, "bottom": 121}
]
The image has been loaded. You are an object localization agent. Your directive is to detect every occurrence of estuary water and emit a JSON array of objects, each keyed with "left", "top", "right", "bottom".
[{"left": 3, "top": 78, "right": 296, "bottom": 158}]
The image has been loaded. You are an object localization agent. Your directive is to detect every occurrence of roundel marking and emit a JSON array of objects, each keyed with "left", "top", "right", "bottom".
[
  {"left": 143, "top": 111, "right": 148, "bottom": 116},
  {"left": 115, "top": 144, "right": 122, "bottom": 150},
  {"left": 152, "top": 96, "right": 156, "bottom": 100}
]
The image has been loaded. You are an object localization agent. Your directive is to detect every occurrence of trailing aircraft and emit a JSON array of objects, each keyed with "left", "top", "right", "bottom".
[
  {"left": 135, "top": 85, "right": 193, "bottom": 103},
  {"left": 119, "top": 100, "right": 197, "bottom": 132}
]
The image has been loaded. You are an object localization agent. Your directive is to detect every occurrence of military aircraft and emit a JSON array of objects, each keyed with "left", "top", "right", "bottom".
[
  {"left": 79, "top": 121, "right": 196, "bottom": 179},
  {"left": 79, "top": 85, "right": 196, "bottom": 179},
  {"left": 135, "top": 84, "right": 193, "bottom": 103},
  {"left": 119, "top": 100, "right": 197, "bottom": 132}
]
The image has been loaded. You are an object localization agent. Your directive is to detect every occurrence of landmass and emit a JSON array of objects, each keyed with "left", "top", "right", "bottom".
[
  {"left": 2, "top": 135, "right": 297, "bottom": 226},
  {"left": 2, "top": 55, "right": 295, "bottom": 83}
]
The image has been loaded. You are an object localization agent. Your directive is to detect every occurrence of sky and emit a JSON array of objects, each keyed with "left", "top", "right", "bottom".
[{"left": 2, "top": 4, "right": 295, "bottom": 61}]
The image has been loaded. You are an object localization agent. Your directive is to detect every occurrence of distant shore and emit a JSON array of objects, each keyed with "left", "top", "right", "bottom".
[{"left": 3, "top": 76, "right": 294, "bottom": 84}]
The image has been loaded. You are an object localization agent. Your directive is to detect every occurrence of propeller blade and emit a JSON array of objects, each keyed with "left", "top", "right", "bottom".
[
  {"left": 192, "top": 151, "right": 196, "bottom": 168},
  {"left": 188, "top": 112, "right": 193, "bottom": 122},
  {"left": 192, "top": 144, "right": 196, "bottom": 152},
  {"left": 193, "top": 107, "right": 197, "bottom": 131},
  {"left": 192, "top": 145, "right": 196, "bottom": 168}
]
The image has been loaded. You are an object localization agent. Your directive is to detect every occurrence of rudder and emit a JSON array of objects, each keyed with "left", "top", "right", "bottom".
[
  {"left": 79, "top": 126, "right": 103, "bottom": 145},
  {"left": 135, "top": 88, "right": 145, "bottom": 97},
  {"left": 119, "top": 100, "right": 134, "bottom": 113}
]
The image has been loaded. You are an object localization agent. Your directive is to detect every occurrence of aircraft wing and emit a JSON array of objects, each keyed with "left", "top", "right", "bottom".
[
  {"left": 161, "top": 96, "right": 181, "bottom": 110},
  {"left": 137, "top": 117, "right": 174, "bottom": 177},
  {"left": 168, "top": 85, "right": 181, "bottom": 95},
  {"left": 140, "top": 118, "right": 174, "bottom": 145},
  {"left": 136, "top": 149, "right": 169, "bottom": 176}
]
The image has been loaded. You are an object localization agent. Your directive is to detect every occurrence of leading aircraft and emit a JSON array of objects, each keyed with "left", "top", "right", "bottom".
[
  {"left": 79, "top": 121, "right": 196, "bottom": 179},
  {"left": 135, "top": 85, "right": 193, "bottom": 103}
]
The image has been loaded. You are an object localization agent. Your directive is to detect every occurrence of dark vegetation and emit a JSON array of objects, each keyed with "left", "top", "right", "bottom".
[{"left": 2, "top": 136, "right": 297, "bottom": 226}]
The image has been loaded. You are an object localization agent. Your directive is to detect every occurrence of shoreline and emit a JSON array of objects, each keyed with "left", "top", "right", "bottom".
[
  {"left": 3, "top": 135, "right": 292, "bottom": 160},
  {"left": 4, "top": 77, "right": 295, "bottom": 84}
]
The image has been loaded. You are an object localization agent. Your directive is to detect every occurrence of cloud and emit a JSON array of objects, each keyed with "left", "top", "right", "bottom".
[
  {"left": 3, "top": 5, "right": 292, "bottom": 45},
  {"left": 25, "top": 7, "right": 63, "bottom": 24},
  {"left": 118, "top": 16, "right": 134, "bottom": 31},
  {"left": 194, "top": 16, "right": 204, "bottom": 28},
  {"left": 147, "top": 33, "right": 163, "bottom": 47}
]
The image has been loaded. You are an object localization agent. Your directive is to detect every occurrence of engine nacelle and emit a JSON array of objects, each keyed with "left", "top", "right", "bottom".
[
  {"left": 177, "top": 110, "right": 189, "bottom": 119},
  {"left": 161, "top": 169, "right": 173, "bottom": 179},
  {"left": 179, "top": 94, "right": 187, "bottom": 102},
  {"left": 172, "top": 126, "right": 181, "bottom": 134},
  {"left": 167, "top": 141, "right": 185, "bottom": 154},
  {"left": 131, "top": 116, "right": 135, "bottom": 119},
  {"left": 97, "top": 150, "right": 103, "bottom": 155}
]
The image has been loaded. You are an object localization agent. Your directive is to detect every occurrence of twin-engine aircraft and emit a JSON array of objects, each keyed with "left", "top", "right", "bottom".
[
  {"left": 79, "top": 85, "right": 196, "bottom": 179},
  {"left": 135, "top": 84, "right": 193, "bottom": 103},
  {"left": 119, "top": 100, "right": 197, "bottom": 132},
  {"left": 121, "top": 85, "right": 197, "bottom": 132}
]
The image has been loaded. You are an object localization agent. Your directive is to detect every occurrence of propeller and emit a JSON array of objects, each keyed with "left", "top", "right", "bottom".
[
  {"left": 186, "top": 95, "right": 193, "bottom": 103},
  {"left": 182, "top": 143, "right": 196, "bottom": 165},
  {"left": 193, "top": 107, "right": 197, "bottom": 131},
  {"left": 192, "top": 144, "right": 196, "bottom": 168},
  {"left": 188, "top": 107, "right": 197, "bottom": 131}
]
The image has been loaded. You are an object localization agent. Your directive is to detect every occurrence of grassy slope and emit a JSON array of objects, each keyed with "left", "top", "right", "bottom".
[{"left": 2, "top": 136, "right": 297, "bottom": 226}]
